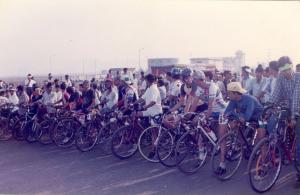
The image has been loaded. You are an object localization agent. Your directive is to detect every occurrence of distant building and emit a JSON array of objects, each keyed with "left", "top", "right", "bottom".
[
  {"left": 190, "top": 50, "right": 245, "bottom": 72},
  {"left": 148, "top": 58, "right": 180, "bottom": 75}
]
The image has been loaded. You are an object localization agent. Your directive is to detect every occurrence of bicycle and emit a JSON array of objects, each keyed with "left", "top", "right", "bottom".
[
  {"left": 247, "top": 104, "right": 295, "bottom": 193},
  {"left": 175, "top": 112, "right": 218, "bottom": 174},
  {"left": 211, "top": 115, "right": 258, "bottom": 180},
  {"left": 110, "top": 105, "right": 153, "bottom": 160}
]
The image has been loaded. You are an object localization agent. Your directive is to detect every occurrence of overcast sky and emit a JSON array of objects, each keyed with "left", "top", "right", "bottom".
[{"left": 0, "top": 0, "right": 299, "bottom": 77}]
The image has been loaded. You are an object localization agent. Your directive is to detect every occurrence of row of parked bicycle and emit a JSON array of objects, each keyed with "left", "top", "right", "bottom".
[{"left": 0, "top": 102, "right": 299, "bottom": 193}]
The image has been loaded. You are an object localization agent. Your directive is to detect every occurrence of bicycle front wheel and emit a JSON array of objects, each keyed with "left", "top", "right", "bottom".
[
  {"left": 211, "top": 131, "right": 243, "bottom": 180},
  {"left": 247, "top": 137, "right": 282, "bottom": 193},
  {"left": 111, "top": 125, "right": 138, "bottom": 159}
]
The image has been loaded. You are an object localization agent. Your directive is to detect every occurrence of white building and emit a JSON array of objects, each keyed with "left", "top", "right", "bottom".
[{"left": 190, "top": 50, "right": 245, "bottom": 72}]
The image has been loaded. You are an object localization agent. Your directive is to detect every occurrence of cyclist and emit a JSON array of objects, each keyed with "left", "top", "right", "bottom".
[
  {"left": 164, "top": 67, "right": 182, "bottom": 107},
  {"left": 269, "top": 56, "right": 300, "bottom": 183},
  {"left": 134, "top": 74, "right": 162, "bottom": 117},
  {"left": 215, "top": 82, "right": 264, "bottom": 176},
  {"left": 163, "top": 68, "right": 206, "bottom": 128}
]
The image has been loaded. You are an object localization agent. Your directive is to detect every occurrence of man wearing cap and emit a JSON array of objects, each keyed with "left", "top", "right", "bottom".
[
  {"left": 269, "top": 56, "right": 300, "bottom": 183},
  {"left": 215, "top": 82, "right": 264, "bottom": 176},
  {"left": 241, "top": 66, "right": 254, "bottom": 93}
]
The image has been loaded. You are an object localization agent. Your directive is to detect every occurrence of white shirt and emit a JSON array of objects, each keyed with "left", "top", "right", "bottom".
[
  {"left": 55, "top": 91, "right": 63, "bottom": 105},
  {"left": 41, "top": 91, "right": 57, "bottom": 113},
  {"left": 140, "top": 80, "right": 147, "bottom": 91},
  {"left": 141, "top": 84, "right": 162, "bottom": 116},
  {"left": 132, "top": 78, "right": 138, "bottom": 90},
  {"left": 241, "top": 76, "right": 254, "bottom": 93},
  {"left": 102, "top": 86, "right": 118, "bottom": 109},
  {"left": 250, "top": 77, "right": 267, "bottom": 97},
  {"left": 65, "top": 79, "right": 72, "bottom": 87},
  {"left": 208, "top": 82, "right": 227, "bottom": 113},
  {"left": 262, "top": 76, "right": 277, "bottom": 102},
  {"left": 94, "top": 89, "right": 102, "bottom": 105},
  {"left": 158, "top": 86, "right": 167, "bottom": 100},
  {"left": 24, "top": 79, "right": 36, "bottom": 88},
  {"left": 8, "top": 93, "right": 19, "bottom": 105},
  {"left": 168, "top": 80, "right": 182, "bottom": 97},
  {"left": 121, "top": 72, "right": 133, "bottom": 81}
]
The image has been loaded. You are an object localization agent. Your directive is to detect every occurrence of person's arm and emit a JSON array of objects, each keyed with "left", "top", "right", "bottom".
[
  {"left": 291, "top": 79, "right": 300, "bottom": 118},
  {"left": 269, "top": 77, "right": 282, "bottom": 104},
  {"left": 170, "top": 96, "right": 184, "bottom": 113},
  {"left": 239, "top": 98, "right": 255, "bottom": 122},
  {"left": 224, "top": 101, "right": 236, "bottom": 117}
]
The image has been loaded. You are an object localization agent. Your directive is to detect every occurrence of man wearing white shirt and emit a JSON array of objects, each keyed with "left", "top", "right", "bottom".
[
  {"left": 64, "top": 75, "right": 73, "bottom": 87},
  {"left": 135, "top": 74, "right": 162, "bottom": 117},
  {"left": 41, "top": 82, "right": 57, "bottom": 113},
  {"left": 249, "top": 65, "right": 267, "bottom": 102},
  {"left": 24, "top": 74, "right": 36, "bottom": 98},
  {"left": 260, "top": 61, "right": 279, "bottom": 102},
  {"left": 241, "top": 66, "right": 254, "bottom": 93},
  {"left": 7, "top": 87, "right": 19, "bottom": 105}
]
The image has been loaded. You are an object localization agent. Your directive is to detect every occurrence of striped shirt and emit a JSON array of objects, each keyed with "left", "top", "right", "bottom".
[{"left": 270, "top": 72, "right": 300, "bottom": 116}]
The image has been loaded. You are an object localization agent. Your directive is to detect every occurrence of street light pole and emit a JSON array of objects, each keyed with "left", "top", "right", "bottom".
[{"left": 138, "top": 48, "right": 144, "bottom": 70}]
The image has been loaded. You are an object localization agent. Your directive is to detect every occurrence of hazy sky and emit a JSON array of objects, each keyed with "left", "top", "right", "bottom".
[{"left": 0, "top": 0, "right": 300, "bottom": 77}]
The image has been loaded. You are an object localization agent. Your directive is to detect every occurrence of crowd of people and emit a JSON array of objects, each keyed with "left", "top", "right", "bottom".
[{"left": 1, "top": 56, "right": 300, "bottom": 185}]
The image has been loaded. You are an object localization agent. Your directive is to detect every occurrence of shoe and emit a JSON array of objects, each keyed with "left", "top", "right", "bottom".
[{"left": 215, "top": 166, "right": 226, "bottom": 176}]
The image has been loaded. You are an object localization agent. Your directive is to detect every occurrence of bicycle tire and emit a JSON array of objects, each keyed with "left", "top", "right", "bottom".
[
  {"left": 247, "top": 137, "right": 282, "bottom": 193},
  {"left": 111, "top": 125, "right": 138, "bottom": 159}
]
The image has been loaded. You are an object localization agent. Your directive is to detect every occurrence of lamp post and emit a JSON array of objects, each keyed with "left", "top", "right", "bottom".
[{"left": 138, "top": 48, "right": 144, "bottom": 70}]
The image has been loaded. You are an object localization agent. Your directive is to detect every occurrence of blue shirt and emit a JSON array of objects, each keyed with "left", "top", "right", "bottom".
[{"left": 225, "top": 94, "right": 263, "bottom": 121}]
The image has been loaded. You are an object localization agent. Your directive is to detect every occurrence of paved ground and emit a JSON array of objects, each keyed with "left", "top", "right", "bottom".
[{"left": 0, "top": 140, "right": 299, "bottom": 195}]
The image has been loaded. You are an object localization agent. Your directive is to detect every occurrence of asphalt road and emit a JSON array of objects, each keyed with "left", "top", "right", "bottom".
[{"left": 0, "top": 140, "right": 299, "bottom": 195}]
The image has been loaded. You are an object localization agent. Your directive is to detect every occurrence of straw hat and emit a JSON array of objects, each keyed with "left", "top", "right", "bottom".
[{"left": 227, "top": 82, "right": 247, "bottom": 94}]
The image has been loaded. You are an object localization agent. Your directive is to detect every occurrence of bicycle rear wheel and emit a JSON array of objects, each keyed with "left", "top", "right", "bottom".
[
  {"left": 138, "top": 126, "right": 166, "bottom": 163},
  {"left": 36, "top": 119, "right": 54, "bottom": 145},
  {"left": 176, "top": 131, "right": 206, "bottom": 174},
  {"left": 12, "top": 116, "right": 26, "bottom": 141},
  {"left": 52, "top": 118, "right": 77, "bottom": 148},
  {"left": 157, "top": 129, "right": 177, "bottom": 167},
  {"left": 75, "top": 122, "right": 99, "bottom": 152},
  {"left": 247, "top": 137, "right": 282, "bottom": 193},
  {"left": 98, "top": 121, "right": 120, "bottom": 154},
  {"left": 111, "top": 125, "right": 138, "bottom": 159}
]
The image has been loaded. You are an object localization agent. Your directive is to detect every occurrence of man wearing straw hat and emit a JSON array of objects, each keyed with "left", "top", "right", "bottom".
[{"left": 215, "top": 81, "right": 264, "bottom": 176}]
